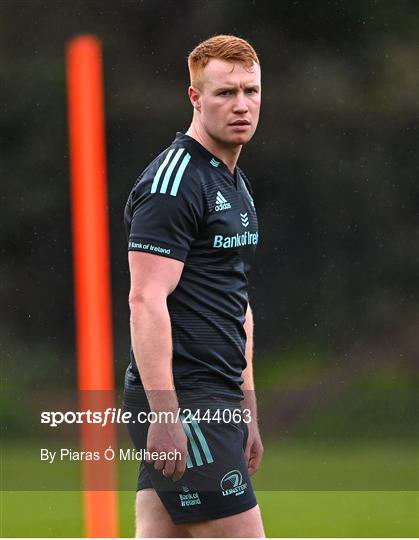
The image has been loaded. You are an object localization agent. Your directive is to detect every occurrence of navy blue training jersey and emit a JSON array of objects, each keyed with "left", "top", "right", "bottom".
[{"left": 124, "top": 132, "right": 259, "bottom": 402}]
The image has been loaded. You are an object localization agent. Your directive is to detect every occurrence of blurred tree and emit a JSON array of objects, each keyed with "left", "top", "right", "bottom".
[{"left": 1, "top": 0, "right": 418, "bottom": 389}]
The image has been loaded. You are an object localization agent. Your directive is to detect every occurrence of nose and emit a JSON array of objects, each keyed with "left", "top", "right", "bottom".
[{"left": 232, "top": 91, "right": 248, "bottom": 114}]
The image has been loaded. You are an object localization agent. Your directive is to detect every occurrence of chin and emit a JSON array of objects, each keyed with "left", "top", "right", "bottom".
[
  {"left": 212, "top": 130, "right": 253, "bottom": 147},
  {"left": 229, "top": 134, "right": 252, "bottom": 145}
]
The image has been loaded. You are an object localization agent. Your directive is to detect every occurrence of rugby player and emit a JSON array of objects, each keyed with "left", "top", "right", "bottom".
[{"left": 124, "top": 34, "right": 265, "bottom": 537}]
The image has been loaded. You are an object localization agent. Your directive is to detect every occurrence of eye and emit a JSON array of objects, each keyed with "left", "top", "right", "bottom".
[
  {"left": 245, "top": 88, "right": 258, "bottom": 94},
  {"left": 218, "top": 90, "right": 232, "bottom": 96}
]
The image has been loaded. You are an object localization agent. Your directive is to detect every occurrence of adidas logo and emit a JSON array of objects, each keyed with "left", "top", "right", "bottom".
[{"left": 215, "top": 191, "right": 231, "bottom": 212}]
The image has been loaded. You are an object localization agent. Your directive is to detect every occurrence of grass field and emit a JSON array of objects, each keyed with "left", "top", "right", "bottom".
[
  {"left": 1, "top": 440, "right": 418, "bottom": 537},
  {"left": 2, "top": 490, "right": 417, "bottom": 537}
]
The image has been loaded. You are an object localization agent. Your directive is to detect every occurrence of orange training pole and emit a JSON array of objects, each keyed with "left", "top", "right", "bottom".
[{"left": 66, "top": 35, "right": 118, "bottom": 537}]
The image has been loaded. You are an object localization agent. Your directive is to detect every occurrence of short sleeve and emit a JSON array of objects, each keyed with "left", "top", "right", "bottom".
[{"left": 126, "top": 163, "right": 204, "bottom": 262}]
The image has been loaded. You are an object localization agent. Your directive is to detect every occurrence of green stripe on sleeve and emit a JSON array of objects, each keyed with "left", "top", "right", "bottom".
[
  {"left": 151, "top": 148, "right": 175, "bottom": 193},
  {"left": 170, "top": 152, "right": 191, "bottom": 196},
  {"left": 160, "top": 148, "right": 184, "bottom": 194}
]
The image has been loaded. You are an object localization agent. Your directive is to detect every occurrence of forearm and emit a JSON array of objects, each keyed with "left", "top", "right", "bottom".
[
  {"left": 242, "top": 305, "right": 258, "bottom": 422},
  {"left": 130, "top": 298, "right": 178, "bottom": 413}
]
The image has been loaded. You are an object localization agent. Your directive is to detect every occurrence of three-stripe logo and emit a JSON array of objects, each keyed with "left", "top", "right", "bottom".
[
  {"left": 214, "top": 191, "right": 232, "bottom": 211},
  {"left": 150, "top": 148, "right": 191, "bottom": 196},
  {"left": 180, "top": 415, "right": 214, "bottom": 468}
]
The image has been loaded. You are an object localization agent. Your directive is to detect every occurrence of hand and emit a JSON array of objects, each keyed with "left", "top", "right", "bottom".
[
  {"left": 146, "top": 418, "right": 188, "bottom": 481},
  {"left": 244, "top": 423, "right": 264, "bottom": 476}
]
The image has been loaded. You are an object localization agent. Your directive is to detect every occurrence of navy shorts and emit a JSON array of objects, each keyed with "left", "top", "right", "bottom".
[{"left": 124, "top": 401, "right": 258, "bottom": 525}]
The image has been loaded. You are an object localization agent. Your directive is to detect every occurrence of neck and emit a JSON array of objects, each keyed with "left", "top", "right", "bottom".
[{"left": 186, "top": 122, "right": 242, "bottom": 174}]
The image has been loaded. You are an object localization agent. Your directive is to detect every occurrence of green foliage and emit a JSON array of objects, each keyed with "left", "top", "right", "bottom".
[
  {"left": 285, "top": 370, "right": 418, "bottom": 440},
  {"left": 1, "top": 0, "right": 418, "bottom": 361},
  {"left": 0, "top": 378, "right": 29, "bottom": 436},
  {"left": 254, "top": 341, "right": 330, "bottom": 389}
]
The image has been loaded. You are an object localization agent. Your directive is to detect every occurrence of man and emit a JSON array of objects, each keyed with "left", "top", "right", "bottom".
[{"left": 124, "top": 35, "right": 265, "bottom": 537}]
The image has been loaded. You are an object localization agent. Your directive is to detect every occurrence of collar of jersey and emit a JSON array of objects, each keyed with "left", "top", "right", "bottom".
[{"left": 174, "top": 132, "right": 241, "bottom": 188}]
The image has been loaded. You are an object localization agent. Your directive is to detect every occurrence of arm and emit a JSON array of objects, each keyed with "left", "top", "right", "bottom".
[
  {"left": 241, "top": 303, "right": 264, "bottom": 475},
  {"left": 128, "top": 250, "right": 188, "bottom": 480},
  {"left": 242, "top": 304, "right": 257, "bottom": 418},
  {"left": 129, "top": 250, "right": 182, "bottom": 408}
]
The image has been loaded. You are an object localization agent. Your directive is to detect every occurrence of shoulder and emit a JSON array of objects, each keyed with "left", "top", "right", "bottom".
[{"left": 130, "top": 141, "right": 205, "bottom": 203}]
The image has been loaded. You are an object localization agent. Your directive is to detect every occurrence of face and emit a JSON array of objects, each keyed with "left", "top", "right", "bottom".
[{"left": 189, "top": 58, "right": 261, "bottom": 147}]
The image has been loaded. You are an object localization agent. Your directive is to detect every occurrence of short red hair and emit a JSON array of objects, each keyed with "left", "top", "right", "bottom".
[{"left": 188, "top": 35, "right": 260, "bottom": 86}]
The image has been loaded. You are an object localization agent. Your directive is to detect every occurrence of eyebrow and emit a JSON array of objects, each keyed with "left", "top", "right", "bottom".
[{"left": 214, "top": 84, "right": 261, "bottom": 92}]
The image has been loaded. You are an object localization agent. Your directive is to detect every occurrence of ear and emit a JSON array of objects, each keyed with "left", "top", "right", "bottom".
[{"left": 188, "top": 85, "right": 201, "bottom": 111}]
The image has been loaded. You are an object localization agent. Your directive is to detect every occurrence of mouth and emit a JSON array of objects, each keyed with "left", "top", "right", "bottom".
[{"left": 229, "top": 120, "right": 251, "bottom": 126}]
